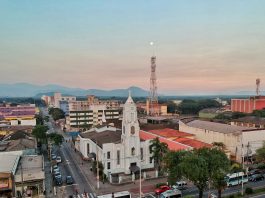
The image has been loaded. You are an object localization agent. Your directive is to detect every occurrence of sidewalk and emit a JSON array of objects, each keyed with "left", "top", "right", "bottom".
[
  {"left": 67, "top": 142, "right": 166, "bottom": 196},
  {"left": 43, "top": 151, "right": 54, "bottom": 198}
]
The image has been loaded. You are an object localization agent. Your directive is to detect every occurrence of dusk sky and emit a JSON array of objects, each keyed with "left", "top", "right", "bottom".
[{"left": 1, "top": 0, "right": 265, "bottom": 95}]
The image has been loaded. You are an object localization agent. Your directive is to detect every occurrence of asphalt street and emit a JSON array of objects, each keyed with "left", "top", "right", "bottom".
[{"left": 42, "top": 107, "right": 96, "bottom": 198}]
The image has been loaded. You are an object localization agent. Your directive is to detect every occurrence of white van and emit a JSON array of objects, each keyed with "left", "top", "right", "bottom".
[
  {"left": 160, "top": 189, "right": 182, "bottom": 198},
  {"left": 172, "top": 181, "right": 187, "bottom": 190}
]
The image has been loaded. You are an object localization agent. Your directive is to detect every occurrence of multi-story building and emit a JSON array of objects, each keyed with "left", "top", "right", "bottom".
[
  {"left": 66, "top": 104, "right": 120, "bottom": 129},
  {"left": 231, "top": 96, "right": 265, "bottom": 113},
  {"left": 0, "top": 105, "right": 36, "bottom": 126},
  {"left": 42, "top": 92, "right": 76, "bottom": 108}
]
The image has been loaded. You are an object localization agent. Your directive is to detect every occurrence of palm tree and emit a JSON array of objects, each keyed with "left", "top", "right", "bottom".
[{"left": 149, "top": 137, "right": 168, "bottom": 175}]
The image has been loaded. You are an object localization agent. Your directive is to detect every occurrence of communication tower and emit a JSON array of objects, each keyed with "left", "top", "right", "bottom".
[
  {"left": 256, "top": 78, "right": 261, "bottom": 96},
  {"left": 149, "top": 55, "right": 158, "bottom": 115}
]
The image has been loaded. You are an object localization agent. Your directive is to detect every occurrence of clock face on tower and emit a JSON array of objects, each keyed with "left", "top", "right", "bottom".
[{"left": 131, "top": 126, "right": 135, "bottom": 135}]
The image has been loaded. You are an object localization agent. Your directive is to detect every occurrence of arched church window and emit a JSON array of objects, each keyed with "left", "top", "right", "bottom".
[
  {"left": 131, "top": 126, "right": 135, "bottom": 135},
  {"left": 131, "top": 147, "right": 135, "bottom": 156}
]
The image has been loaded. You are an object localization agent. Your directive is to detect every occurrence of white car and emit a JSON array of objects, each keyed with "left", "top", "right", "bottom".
[
  {"left": 56, "top": 156, "right": 62, "bottom": 163},
  {"left": 172, "top": 181, "right": 188, "bottom": 190}
]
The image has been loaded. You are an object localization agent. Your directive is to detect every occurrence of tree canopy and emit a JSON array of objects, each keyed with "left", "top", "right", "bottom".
[
  {"left": 165, "top": 147, "right": 230, "bottom": 198},
  {"left": 256, "top": 142, "right": 265, "bottom": 162},
  {"left": 47, "top": 133, "right": 64, "bottom": 146},
  {"left": 32, "top": 125, "right": 48, "bottom": 142},
  {"left": 48, "top": 107, "right": 65, "bottom": 120},
  {"left": 149, "top": 137, "right": 168, "bottom": 172}
]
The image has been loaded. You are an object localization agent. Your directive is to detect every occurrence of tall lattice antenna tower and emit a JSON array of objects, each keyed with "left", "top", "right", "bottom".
[
  {"left": 149, "top": 52, "right": 158, "bottom": 116},
  {"left": 256, "top": 78, "right": 261, "bottom": 96}
]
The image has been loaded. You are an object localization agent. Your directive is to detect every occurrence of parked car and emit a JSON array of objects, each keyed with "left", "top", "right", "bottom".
[
  {"left": 56, "top": 156, "right": 62, "bottom": 163},
  {"left": 155, "top": 185, "right": 170, "bottom": 195},
  {"left": 53, "top": 170, "right": 61, "bottom": 178},
  {"left": 172, "top": 181, "right": 188, "bottom": 190},
  {"left": 249, "top": 174, "right": 264, "bottom": 182},
  {"left": 51, "top": 154, "right": 57, "bottom": 160},
  {"left": 66, "top": 176, "right": 74, "bottom": 185},
  {"left": 55, "top": 175, "right": 63, "bottom": 186},
  {"left": 248, "top": 169, "right": 261, "bottom": 176},
  {"left": 53, "top": 166, "right": 60, "bottom": 173},
  {"left": 210, "top": 193, "right": 217, "bottom": 198}
]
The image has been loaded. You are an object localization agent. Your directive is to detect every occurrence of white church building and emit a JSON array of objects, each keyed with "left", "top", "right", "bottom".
[{"left": 77, "top": 93, "right": 154, "bottom": 183}]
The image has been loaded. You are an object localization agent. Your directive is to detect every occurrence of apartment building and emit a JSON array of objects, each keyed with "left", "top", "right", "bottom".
[{"left": 66, "top": 104, "right": 120, "bottom": 129}]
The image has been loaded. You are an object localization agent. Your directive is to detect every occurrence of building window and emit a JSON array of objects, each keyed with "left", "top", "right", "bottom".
[
  {"left": 117, "top": 150, "right": 120, "bottom": 165},
  {"left": 107, "top": 151, "right": 110, "bottom": 159},
  {"left": 107, "top": 162, "right": 111, "bottom": 170},
  {"left": 131, "top": 126, "right": 135, "bottom": 135},
  {"left": 131, "top": 147, "right": 135, "bottom": 156},
  {"left": 149, "top": 146, "right": 152, "bottom": 154},
  {"left": 87, "top": 144, "right": 90, "bottom": 156},
  {"left": 140, "top": 148, "right": 143, "bottom": 160},
  {"left": 149, "top": 157, "right": 153, "bottom": 164}
]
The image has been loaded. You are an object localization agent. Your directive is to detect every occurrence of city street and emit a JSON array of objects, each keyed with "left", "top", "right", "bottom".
[
  {"left": 42, "top": 107, "right": 265, "bottom": 198},
  {"left": 42, "top": 108, "right": 96, "bottom": 198}
]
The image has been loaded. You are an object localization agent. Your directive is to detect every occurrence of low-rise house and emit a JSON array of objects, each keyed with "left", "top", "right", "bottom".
[
  {"left": 0, "top": 154, "right": 20, "bottom": 197},
  {"left": 231, "top": 116, "right": 265, "bottom": 128},
  {"left": 14, "top": 155, "right": 45, "bottom": 197}
]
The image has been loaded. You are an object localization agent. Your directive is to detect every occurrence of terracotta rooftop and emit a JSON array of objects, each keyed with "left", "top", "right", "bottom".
[
  {"left": 140, "top": 130, "right": 190, "bottom": 151},
  {"left": 173, "top": 137, "right": 212, "bottom": 149},
  {"left": 148, "top": 128, "right": 194, "bottom": 139}
]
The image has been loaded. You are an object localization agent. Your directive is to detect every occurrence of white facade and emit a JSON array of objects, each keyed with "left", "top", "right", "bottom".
[
  {"left": 10, "top": 119, "right": 36, "bottom": 126},
  {"left": 78, "top": 94, "right": 154, "bottom": 183},
  {"left": 179, "top": 120, "right": 265, "bottom": 161}
]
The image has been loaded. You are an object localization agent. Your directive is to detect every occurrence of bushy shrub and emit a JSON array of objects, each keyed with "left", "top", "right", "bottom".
[{"left": 245, "top": 187, "right": 253, "bottom": 195}]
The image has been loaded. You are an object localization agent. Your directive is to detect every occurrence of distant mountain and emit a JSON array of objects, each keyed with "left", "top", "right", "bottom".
[{"left": 0, "top": 83, "right": 149, "bottom": 97}]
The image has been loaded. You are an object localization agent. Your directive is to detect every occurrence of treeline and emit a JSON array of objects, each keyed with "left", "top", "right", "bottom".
[
  {"left": 215, "top": 109, "right": 265, "bottom": 121},
  {"left": 167, "top": 99, "right": 221, "bottom": 115},
  {"left": 0, "top": 97, "right": 45, "bottom": 106}
]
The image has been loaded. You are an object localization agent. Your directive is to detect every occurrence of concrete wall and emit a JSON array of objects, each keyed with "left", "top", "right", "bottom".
[{"left": 179, "top": 121, "right": 241, "bottom": 160}]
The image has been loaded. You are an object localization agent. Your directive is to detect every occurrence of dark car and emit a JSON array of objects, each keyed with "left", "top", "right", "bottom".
[
  {"left": 248, "top": 169, "right": 261, "bottom": 176},
  {"left": 155, "top": 185, "right": 171, "bottom": 195},
  {"left": 55, "top": 176, "right": 63, "bottom": 186},
  {"left": 249, "top": 174, "right": 264, "bottom": 182},
  {"left": 66, "top": 176, "right": 74, "bottom": 185}
]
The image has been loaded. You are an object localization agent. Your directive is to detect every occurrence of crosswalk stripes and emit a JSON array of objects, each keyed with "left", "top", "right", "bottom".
[{"left": 73, "top": 193, "right": 96, "bottom": 198}]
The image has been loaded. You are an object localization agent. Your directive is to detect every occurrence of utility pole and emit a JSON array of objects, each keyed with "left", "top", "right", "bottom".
[
  {"left": 21, "top": 162, "right": 24, "bottom": 197},
  {"left": 96, "top": 141, "right": 100, "bottom": 189},
  {"left": 241, "top": 136, "right": 244, "bottom": 196},
  {"left": 139, "top": 159, "right": 142, "bottom": 198}
]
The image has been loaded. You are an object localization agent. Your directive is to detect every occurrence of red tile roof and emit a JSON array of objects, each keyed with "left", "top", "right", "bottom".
[
  {"left": 173, "top": 137, "right": 212, "bottom": 149},
  {"left": 140, "top": 130, "right": 191, "bottom": 151},
  {"left": 140, "top": 129, "right": 212, "bottom": 151},
  {"left": 148, "top": 128, "right": 194, "bottom": 138}
]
